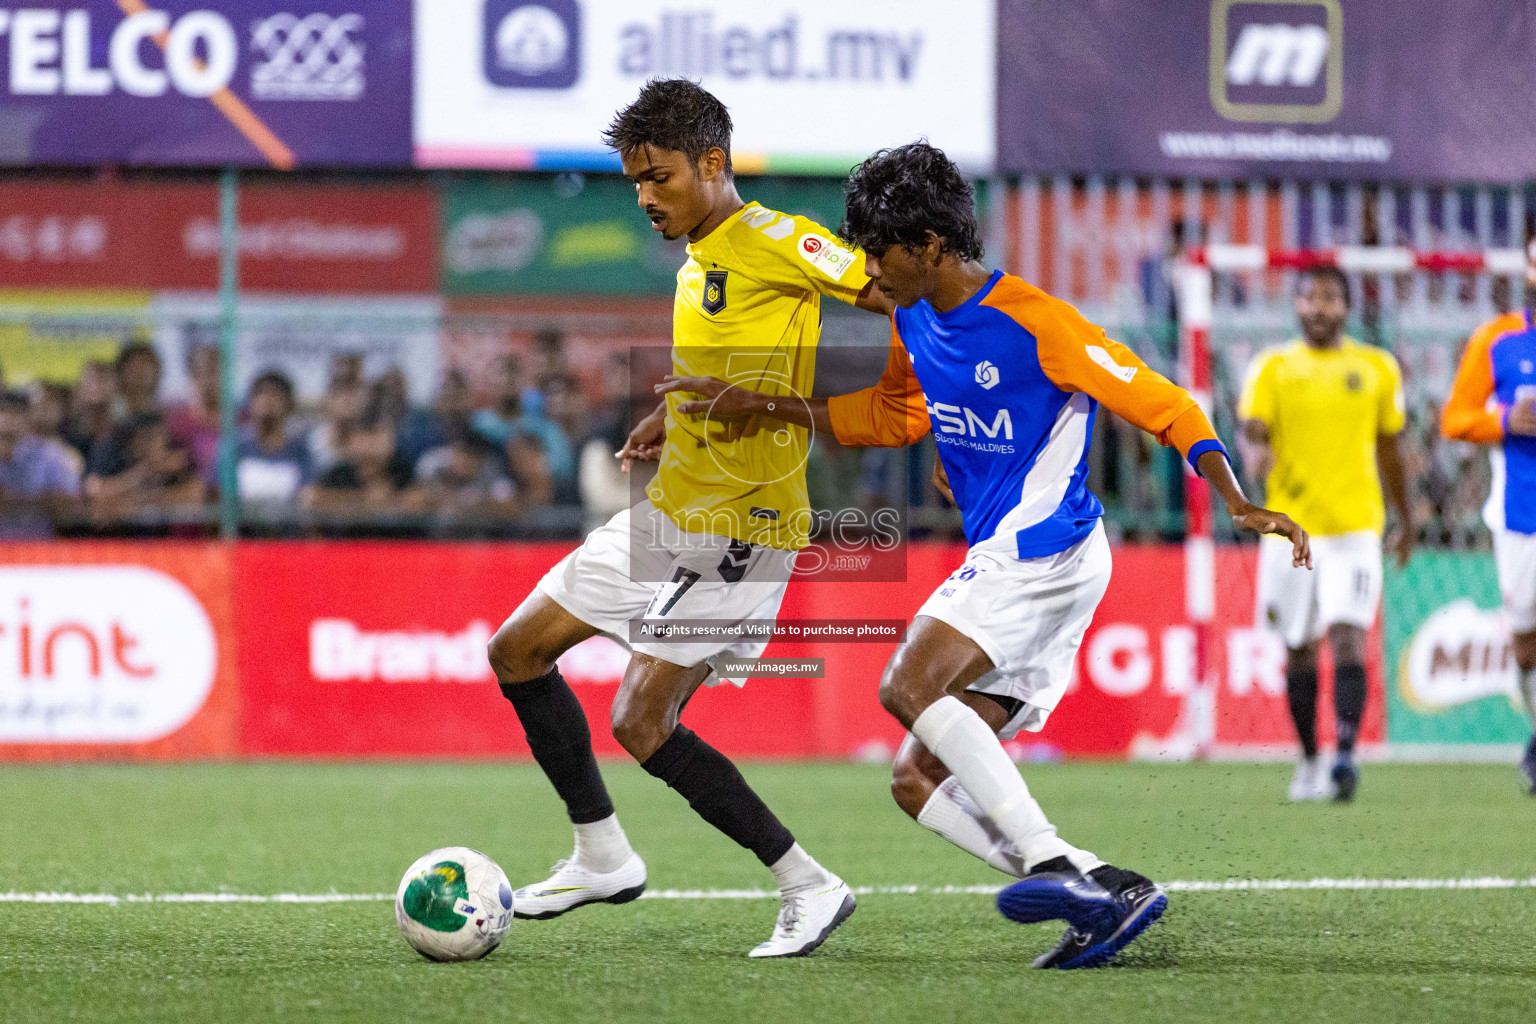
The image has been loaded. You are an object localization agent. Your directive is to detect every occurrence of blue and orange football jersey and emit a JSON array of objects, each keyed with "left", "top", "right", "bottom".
[
  {"left": 827, "top": 270, "right": 1223, "bottom": 557},
  {"left": 1442, "top": 309, "right": 1536, "bottom": 534}
]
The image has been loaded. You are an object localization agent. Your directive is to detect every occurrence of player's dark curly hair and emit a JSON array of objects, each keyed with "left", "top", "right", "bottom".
[
  {"left": 602, "top": 79, "right": 733, "bottom": 175},
  {"left": 1299, "top": 263, "right": 1351, "bottom": 308},
  {"left": 839, "top": 142, "right": 983, "bottom": 261}
]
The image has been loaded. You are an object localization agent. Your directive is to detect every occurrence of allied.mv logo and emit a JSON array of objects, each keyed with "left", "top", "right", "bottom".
[
  {"left": 1210, "top": 0, "right": 1342, "bottom": 124},
  {"left": 974, "top": 360, "right": 1000, "bottom": 390},
  {"left": 484, "top": 0, "right": 580, "bottom": 89}
]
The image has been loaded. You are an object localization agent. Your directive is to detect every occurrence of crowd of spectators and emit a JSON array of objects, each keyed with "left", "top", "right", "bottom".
[
  {"left": 0, "top": 327, "right": 1509, "bottom": 546},
  {"left": 0, "top": 330, "right": 640, "bottom": 539}
]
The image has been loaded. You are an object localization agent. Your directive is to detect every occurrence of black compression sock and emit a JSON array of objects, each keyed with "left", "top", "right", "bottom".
[
  {"left": 1334, "top": 663, "right": 1367, "bottom": 756},
  {"left": 500, "top": 667, "right": 614, "bottom": 825},
  {"left": 641, "top": 725, "right": 795, "bottom": 867},
  {"left": 1287, "top": 665, "right": 1320, "bottom": 760}
]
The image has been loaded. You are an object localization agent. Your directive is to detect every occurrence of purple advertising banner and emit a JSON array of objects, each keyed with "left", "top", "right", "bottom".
[
  {"left": 0, "top": 0, "right": 411, "bottom": 168},
  {"left": 999, "top": 0, "right": 1536, "bottom": 181}
]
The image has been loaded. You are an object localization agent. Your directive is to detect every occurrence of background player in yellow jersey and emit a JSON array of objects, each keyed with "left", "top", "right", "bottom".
[
  {"left": 484, "top": 80, "right": 892, "bottom": 958},
  {"left": 1238, "top": 265, "right": 1413, "bottom": 803}
]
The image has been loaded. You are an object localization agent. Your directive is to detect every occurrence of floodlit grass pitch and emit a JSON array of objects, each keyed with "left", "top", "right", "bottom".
[{"left": 1, "top": 762, "right": 1532, "bottom": 1023}]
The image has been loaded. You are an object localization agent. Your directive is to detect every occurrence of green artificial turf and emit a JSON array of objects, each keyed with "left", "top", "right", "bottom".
[{"left": 1, "top": 761, "right": 1533, "bottom": 1023}]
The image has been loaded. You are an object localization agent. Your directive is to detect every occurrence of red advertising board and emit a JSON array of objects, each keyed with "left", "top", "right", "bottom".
[
  {"left": 0, "top": 543, "right": 240, "bottom": 760},
  {"left": 0, "top": 540, "right": 1383, "bottom": 761},
  {"left": 784, "top": 544, "right": 1382, "bottom": 760},
  {"left": 0, "top": 181, "right": 437, "bottom": 293},
  {"left": 233, "top": 541, "right": 1382, "bottom": 760},
  {"left": 233, "top": 542, "right": 820, "bottom": 758}
]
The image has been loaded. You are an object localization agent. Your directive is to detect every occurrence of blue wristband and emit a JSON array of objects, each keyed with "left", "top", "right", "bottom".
[{"left": 1187, "top": 439, "right": 1229, "bottom": 476}]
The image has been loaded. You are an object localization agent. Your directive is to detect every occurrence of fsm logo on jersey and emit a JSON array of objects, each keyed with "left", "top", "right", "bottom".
[
  {"left": 1209, "top": 0, "right": 1342, "bottom": 123},
  {"left": 483, "top": 0, "right": 580, "bottom": 88},
  {"left": 0, "top": 566, "right": 217, "bottom": 742}
]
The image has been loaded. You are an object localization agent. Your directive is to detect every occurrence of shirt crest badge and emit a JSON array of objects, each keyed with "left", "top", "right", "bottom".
[{"left": 702, "top": 270, "right": 727, "bottom": 315}]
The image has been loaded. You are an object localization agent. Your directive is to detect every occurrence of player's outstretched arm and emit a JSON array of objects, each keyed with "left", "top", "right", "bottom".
[
  {"left": 653, "top": 375, "right": 833, "bottom": 433},
  {"left": 1197, "top": 449, "right": 1311, "bottom": 569},
  {"left": 655, "top": 333, "right": 927, "bottom": 450},
  {"left": 854, "top": 279, "right": 897, "bottom": 316}
]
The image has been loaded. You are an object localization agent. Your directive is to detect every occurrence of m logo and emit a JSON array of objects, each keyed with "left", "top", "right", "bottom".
[
  {"left": 484, "top": 0, "right": 581, "bottom": 89},
  {"left": 1210, "top": 0, "right": 1342, "bottom": 124},
  {"left": 702, "top": 270, "right": 728, "bottom": 315},
  {"left": 974, "top": 360, "right": 1000, "bottom": 390}
]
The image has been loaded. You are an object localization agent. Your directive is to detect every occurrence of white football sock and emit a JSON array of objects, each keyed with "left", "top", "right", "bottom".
[
  {"left": 1518, "top": 664, "right": 1536, "bottom": 724},
  {"left": 916, "top": 776, "right": 1026, "bottom": 878},
  {"left": 911, "top": 696, "right": 1103, "bottom": 874},
  {"left": 768, "top": 842, "right": 833, "bottom": 895},
  {"left": 572, "top": 814, "right": 633, "bottom": 873}
]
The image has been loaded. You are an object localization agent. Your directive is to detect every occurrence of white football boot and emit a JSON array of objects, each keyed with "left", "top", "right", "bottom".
[
  {"left": 512, "top": 851, "right": 647, "bottom": 920},
  {"left": 1287, "top": 758, "right": 1335, "bottom": 801},
  {"left": 747, "top": 875, "right": 857, "bottom": 958}
]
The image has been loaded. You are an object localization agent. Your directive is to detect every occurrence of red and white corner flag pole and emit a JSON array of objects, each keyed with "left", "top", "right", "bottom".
[{"left": 1175, "top": 258, "right": 1217, "bottom": 759}]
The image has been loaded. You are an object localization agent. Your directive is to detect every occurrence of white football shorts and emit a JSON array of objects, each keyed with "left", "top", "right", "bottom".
[
  {"left": 915, "top": 522, "right": 1112, "bottom": 739},
  {"left": 534, "top": 499, "right": 797, "bottom": 681},
  {"left": 1493, "top": 526, "right": 1536, "bottom": 634},
  {"left": 1256, "top": 529, "right": 1382, "bottom": 649}
]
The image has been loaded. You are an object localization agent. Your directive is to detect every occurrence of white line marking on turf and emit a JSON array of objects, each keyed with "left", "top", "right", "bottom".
[{"left": 3, "top": 878, "right": 1535, "bottom": 905}]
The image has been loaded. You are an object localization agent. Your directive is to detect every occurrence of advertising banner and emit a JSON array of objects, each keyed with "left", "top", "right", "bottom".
[
  {"left": 1384, "top": 553, "right": 1529, "bottom": 748},
  {"left": 0, "top": 540, "right": 1381, "bottom": 761},
  {"left": 0, "top": 289, "right": 152, "bottom": 386},
  {"left": 998, "top": 0, "right": 1536, "bottom": 181},
  {"left": 415, "top": 0, "right": 995, "bottom": 174},
  {"left": 0, "top": 543, "right": 240, "bottom": 760},
  {"left": 232, "top": 541, "right": 1367, "bottom": 759},
  {"left": 0, "top": 180, "right": 438, "bottom": 293},
  {"left": 442, "top": 175, "right": 853, "bottom": 297},
  {"left": 0, "top": 1, "right": 413, "bottom": 168},
  {"left": 784, "top": 544, "right": 1382, "bottom": 760},
  {"left": 233, "top": 542, "right": 822, "bottom": 757}
]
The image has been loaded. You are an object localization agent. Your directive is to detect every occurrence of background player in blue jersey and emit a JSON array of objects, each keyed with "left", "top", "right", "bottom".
[
  {"left": 663, "top": 143, "right": 1309, "bottom": 968},
  {"left": 1442, "top": 234, "right": 1536, "bottom": 793}
]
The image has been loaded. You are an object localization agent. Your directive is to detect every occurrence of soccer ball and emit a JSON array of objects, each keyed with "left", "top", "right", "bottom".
[{"left": 395, "top": 847, "right": 514, "bottom": 961}]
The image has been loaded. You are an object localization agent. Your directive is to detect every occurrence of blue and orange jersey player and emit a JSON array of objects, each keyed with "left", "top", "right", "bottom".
[
  {"left": 1441, "top": 241, "right": 1536, "bottom": 792},
  {"left": 659, "top": 142, "right": 1310, "bottom": 969}
]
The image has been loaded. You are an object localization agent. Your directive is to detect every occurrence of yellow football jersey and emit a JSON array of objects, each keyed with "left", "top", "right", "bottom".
[
  {"left": 1237, "top": 337, "right": 1406, "bottom": 536},
  {"left": 648, "top": 201, "right": 868, "bottom": 550}
]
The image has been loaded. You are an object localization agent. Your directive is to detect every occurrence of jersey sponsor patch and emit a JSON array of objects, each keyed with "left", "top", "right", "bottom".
[
  {"left": 702, "top": 270, "right": 728, "bottom": 314},
  {"left": 1086, "top": 345, "right": 1138, "bottom": 383},
  {"left": 974, "top": 360, "right": 1001, "bottom": 390},
  {"left": 797, "top": 234, "right": 857, "bottom": 280}
]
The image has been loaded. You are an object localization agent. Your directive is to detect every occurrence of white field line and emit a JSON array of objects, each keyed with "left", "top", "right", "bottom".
[{"left": 2, "top": 878, "right": 1534, "bottom": 905}]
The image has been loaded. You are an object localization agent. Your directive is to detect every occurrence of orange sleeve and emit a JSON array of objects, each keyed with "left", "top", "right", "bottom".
[
  {"left": 827, "top": 327, "right": 930, "bottom": 448},
  {"left": 1440, "top": 321, "right": 1505, "bottom": 444},
  {"left": 1011, "top": 290, "right": 1220, "bottom": 459}
]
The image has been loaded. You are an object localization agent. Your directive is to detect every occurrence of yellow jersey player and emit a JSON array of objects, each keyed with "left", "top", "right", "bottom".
[
  {"left": 1238, "top": 265, "right": 1413, "bottom": 803},
  {"left": 485, "top": 79, "right": 890, "bottom": 957}
]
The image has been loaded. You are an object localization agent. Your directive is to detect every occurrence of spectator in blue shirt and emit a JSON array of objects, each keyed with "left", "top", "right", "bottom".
[
  {"left": 0, "top": 390, "right": 81, "bottom": 538},
  {"left": 237, "top": 371, "right": 314, "bottom": 505},
  {"left": 472, "top": 353, "right": 574, "bottom": 494}
]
